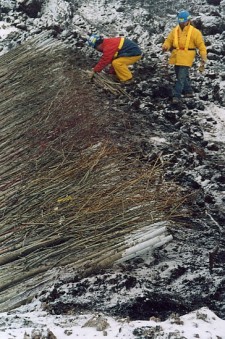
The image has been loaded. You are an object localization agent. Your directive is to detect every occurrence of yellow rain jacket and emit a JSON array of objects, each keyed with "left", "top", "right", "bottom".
[{"left": 162, "top": 23, "right": 207, "bottom": 67}]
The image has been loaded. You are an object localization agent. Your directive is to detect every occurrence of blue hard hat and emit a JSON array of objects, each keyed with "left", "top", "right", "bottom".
[
  {"left": 87, "top": 34, "right": 102, "bottom": 48},
  {"left": 177, "top": 10, "right": 191, "bottom": 23}
]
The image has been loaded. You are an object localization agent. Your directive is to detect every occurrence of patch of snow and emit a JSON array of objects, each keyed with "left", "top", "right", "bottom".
[
  {"left": 149, "top": 136, "right": 169, "bottom": 144},
  {"left": 0, "top": 302, "right": 224, "bottom": 338},
  {"left": 202, "top": 103, "right": 225, "bottom": 142},
  {"left": 0, "top": 21, "right": 18, "bottom": 38},
  {"left": 41, "top": 0, "right": 72, "bottom": 25}
]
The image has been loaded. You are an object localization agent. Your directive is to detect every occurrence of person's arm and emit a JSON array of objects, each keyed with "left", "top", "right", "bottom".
[
  {"left": 162, "top": 29, "right": 174, "bottom": 52},
  {"left": 94, "top": 41, "right": 119, "bottom": 72},
  {"left": 195, "top": 30, "right": 207, "bottom": 62}
]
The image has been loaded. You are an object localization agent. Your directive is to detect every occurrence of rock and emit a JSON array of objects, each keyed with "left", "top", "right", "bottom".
[
  {"left": 169, "top": 313, "right": 184, "bottom": 325},
  {"left": 47, "top": 329, "right": 57, "bottom": 339},
  {"left": 17, "top": 0, "right": 44, "bottom": 18},
  {"left": 201, "top": 16, "right": 225, "bottom": 35},
  {"left": 206, "top": 0, "right": 221, "bottom": 4},
  {"left": 82, "top": 315, "right": 109, "bottom": 331},
  {"left": 31, "top": 329, "right": 42, "bottom": 339}
]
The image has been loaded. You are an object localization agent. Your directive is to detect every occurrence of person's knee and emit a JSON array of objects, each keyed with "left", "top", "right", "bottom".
[
  {"left": 177, "top": 75, "right": 186, "bottom": 82},
  {"left": 112, "top": 59, "right": 120, "bottom": 67}
]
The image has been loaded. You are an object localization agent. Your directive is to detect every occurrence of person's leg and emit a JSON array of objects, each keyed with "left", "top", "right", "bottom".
[
  {"left": 183, "top": 70, "right": 193, "bottom": 95},
  {"left": 112, "top": 55, "right": 141, "bottom": 82},
  {"left": 173, "top": 66, "right": 190, "bottom": 98}
]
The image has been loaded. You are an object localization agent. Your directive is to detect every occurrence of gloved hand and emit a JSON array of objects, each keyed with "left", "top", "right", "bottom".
[
  {"left": 162, "top": 45, "right": 169, "bottom": 52},
  {"left": 89, "top": 70, "right": 95, "bottom": 80},
  {"left": 199, "top": 59, "right": 206, "bottom": 73}
]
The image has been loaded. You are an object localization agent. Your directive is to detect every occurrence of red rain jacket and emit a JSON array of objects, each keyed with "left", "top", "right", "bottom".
[{"left": 93, "top": 37, "right": 141, "bottom": 72}]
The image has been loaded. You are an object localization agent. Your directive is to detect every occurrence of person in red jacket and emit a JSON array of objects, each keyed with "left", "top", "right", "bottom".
[{"left": 87, "top": 35, "right": 142, "bottom": 83}]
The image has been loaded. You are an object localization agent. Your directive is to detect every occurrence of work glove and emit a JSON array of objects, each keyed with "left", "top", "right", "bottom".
[
  {"left": 89, "top": 70, "right": 95, "bottom": 80},
  {"left": 162, "top": 45, "right": 169, "bottom": 52},
  {"left": 199, "top": 59, "right": 206, "bottom": 73}
]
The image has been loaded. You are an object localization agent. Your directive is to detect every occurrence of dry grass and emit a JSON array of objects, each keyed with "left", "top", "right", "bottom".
[{"left": 0, "top": 33, "right": 191, "bottom": 311}]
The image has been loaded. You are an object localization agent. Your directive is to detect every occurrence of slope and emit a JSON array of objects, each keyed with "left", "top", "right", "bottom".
[{"left": 0, "top": 32, "right": 189, "bottom": 311}]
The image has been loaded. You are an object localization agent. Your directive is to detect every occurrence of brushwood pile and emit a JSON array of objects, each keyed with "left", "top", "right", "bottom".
[{"left": 0, "top": 0, "right": 225, "bottom": 321}]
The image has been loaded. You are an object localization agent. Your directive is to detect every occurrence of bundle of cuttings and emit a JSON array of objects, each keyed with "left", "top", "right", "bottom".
[{"left": 85, "top": 70, "right": 131, "bottom": 97}]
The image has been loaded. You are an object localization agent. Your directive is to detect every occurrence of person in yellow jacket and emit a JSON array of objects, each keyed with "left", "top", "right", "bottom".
[{"left": 162, "top": 10, "right": 207, "bottom": 103}]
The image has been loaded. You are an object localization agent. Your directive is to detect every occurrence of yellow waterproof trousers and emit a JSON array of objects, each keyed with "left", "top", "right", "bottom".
[{"left": 112, "top": 55, "right": 142, "bottom": 82}]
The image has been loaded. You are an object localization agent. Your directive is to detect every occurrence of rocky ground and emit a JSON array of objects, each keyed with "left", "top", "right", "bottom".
[{"left": 0, "top": 0, "right": 225, "bottom": 326}]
